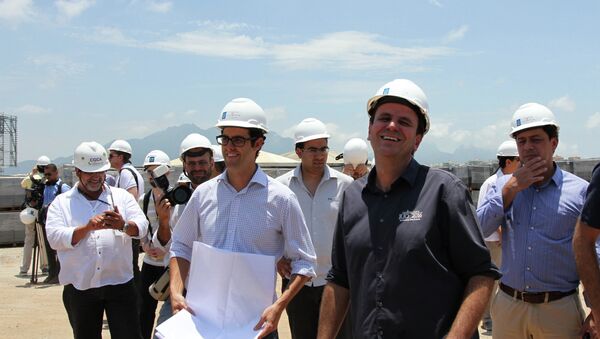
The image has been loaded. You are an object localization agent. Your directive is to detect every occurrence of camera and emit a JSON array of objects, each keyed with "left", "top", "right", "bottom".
[
  {"left": 151, "top": 164, "right": 192, "bottom": 205},
  {"left": 25, "top": 173, "right": 45, "bottom": 210}
]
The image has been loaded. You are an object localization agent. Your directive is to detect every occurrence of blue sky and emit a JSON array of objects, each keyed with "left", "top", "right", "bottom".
[{"left": 2, "top": 0, "right": 599, "bottom": 163}]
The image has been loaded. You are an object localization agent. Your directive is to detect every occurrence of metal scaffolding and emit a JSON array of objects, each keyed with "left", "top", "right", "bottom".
[{"left": 0, "top": 113, "right": 18, "bottom": 172}]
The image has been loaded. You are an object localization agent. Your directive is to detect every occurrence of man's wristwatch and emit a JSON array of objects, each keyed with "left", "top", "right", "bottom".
[{"left": 122, "top": 222, "right": 130, "bottom": 234}]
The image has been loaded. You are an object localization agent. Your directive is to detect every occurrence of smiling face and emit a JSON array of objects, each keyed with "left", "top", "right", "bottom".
[
  {"left": 220, "top": 127, "right": 264, "bottom": 171},
  {"left": 368, "top": 102, "right": 423, "bottom": 161},
  {"left": 76, "top": 169, "right": 106, "bottom": 194}
]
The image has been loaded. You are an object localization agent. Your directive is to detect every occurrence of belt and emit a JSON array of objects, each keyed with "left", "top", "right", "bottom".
[{"left": 499, "top": 283, "right": 576, "bottom": 304}]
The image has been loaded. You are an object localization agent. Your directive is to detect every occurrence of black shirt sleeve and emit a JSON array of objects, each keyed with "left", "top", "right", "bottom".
[{"left": 581, "top": 163, "right": 600, "bottom": 228}]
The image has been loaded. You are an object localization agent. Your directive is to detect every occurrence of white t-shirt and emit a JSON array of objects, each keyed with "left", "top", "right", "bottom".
[{"left": 117, "top": 163, "right": 144, "bottom": 199}]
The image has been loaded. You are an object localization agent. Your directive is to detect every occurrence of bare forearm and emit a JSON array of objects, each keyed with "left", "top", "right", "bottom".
[
  {"left": 276, "top": 274, "right": 310, "bottom": 308},
  {"left": 317, "top": 283, "right": 350, "bottom": 339},
  {"left": 574, "top": 220, "right": 600, "bottom": 316},
  {"left": 157, "top": 218, "right": 171, "bottom": 245},
  {"left": 447, "top": 275, "right": 494, "bottom": 339},
  {"left": 169, "top": 256, "right": 190, "bottom": 295}
]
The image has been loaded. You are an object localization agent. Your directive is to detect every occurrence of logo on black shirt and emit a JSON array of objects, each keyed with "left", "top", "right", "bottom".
[{"left": 399, "top": 210, "right": 423, "bottom": 222}]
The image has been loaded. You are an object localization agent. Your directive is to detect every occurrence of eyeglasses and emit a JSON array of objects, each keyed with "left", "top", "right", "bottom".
[
  {"left": 302, "top": 146, "right": 329, "bottom": 155},
  {"left": 216, "top": 135, "right": 256, "bottom": 147}
]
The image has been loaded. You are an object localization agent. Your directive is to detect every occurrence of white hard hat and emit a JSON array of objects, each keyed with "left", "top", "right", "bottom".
[
  {"left": 212, "top": 145, "right": 224, "bottom": 162},
  {"left": 367, "top": 79, "right": 430, "bottom": 135},
  {"left": 294, "top": 118, "right": 330, "bottom": 144},
  {"left": 177, "top": 172, "right": 191, "bottom": 184},
  {"left": 19, "top": 207, "right": 38, "bottom": 224},
  {"left": 144, "top": 150, "right": 171, "bottom": 167},
  {"left": 36, "top": 155, "right": 50, "bottom": 166},
  {"left": 216, "top": 98, "right": 268, "bottom": 133},
  {"left": 73, "top": 141, "right": 110, "bottom": 173},
  {"left": 510, "top": 103, "right": 559, "bottom": 137},
  {"left": 496, "top": 140, "right": 519, "bottom": 157},
  {"left": 108, "top": 139, "right": 132, "bottom": 154},
  {"left": 343, "top": 138, "right": 369, "bottom": 166},
  {"left": 180, "top": 133, "right": 212, "bottom": 158}
]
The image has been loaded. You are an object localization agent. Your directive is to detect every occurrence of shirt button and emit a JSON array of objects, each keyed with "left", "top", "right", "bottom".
[
  {"left": 98, "top": 251, "right": 101, "bottom": 255},
  {"left": 530, "top": 227, "right": 534, "bottom": 230},
  {"left": 533, "top": 206, "right": 537, "bottom": 210},
  {"left": 383, "top": 194, "right": 388, "bottom": 198},
  {"left": 377, "top": 273, "right": 383, "bottom": 279},
  {"left": 377, "top": 301, "right": 383, "bottom": 308},
  {"left": 97, "top": 267, "right": 100, "bottom": 270},
  {"left": 379, "top": 218, "right": 384, "bottom": 223},
  {"left": 526, "top": 285, "right": 530, "bottom": 289},
  {"left": 528, "top": 246, "right": 532, "bottom": 250},
  {"left": 526, "top": 267, "right": 531, "bottom": 271}
]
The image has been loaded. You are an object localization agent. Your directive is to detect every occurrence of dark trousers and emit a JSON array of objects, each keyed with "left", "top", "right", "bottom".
[
  {"left": 62, "top": 279, "right": 142, "bottom": 339},
  {"left": 41, "top": 223, "right": 60, "bottom": 277},
  {"left": 132, "top": 239, "right": 141, "bottom": 285},
  {"left": 139, "top": 262, "right": 166, "bottom": 339},
  {"left": 282, "top": 278, "right": 353, "bottom": 339}
]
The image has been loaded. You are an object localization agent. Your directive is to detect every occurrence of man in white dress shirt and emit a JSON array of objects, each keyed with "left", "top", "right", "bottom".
[
  {"left": 169, "top": 98, "right": 317, "bottom": 339},
  {"left": 276, "top": 118, "right": 353, "bottom": 339},
  {"left": 46, "top": 141, "right": 148, "bottom": 339}
]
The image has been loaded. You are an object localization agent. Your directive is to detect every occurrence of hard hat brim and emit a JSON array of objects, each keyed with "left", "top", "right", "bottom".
[
  {"left": 510, "top": 121, "right": 560, "bottom": 138},
  {"left": 295, "top": 133, "right": 330, "bottom": 144},
  {"left": 75, "top": 163, "right": 111, "bottom": 173},
  {"left": 215, "top": 121, "right": 269, "bottom": 133},
  {"left": 367, "top": 95, "right": 430, "bottom": 135}
]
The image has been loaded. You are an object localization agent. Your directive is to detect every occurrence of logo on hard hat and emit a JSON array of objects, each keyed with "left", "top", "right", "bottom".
[
  {"left": 383, "top": 88, "right": 390, "bottom": 95},
  {"left": 88, "top": 156, "right": 103, "bottom": 165},
  {"left": 221, "top": 112, "right": 227, "bottom": 119},
  {"left": 149, "top": 156, "right": 155, "bottom": 162},
  {"left": 516, "top": 119, "right": 521, "bottom": 127}
]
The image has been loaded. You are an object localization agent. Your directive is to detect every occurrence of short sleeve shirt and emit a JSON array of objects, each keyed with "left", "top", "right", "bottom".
[{"left": 327, "top": 158, "right": 500, "bottom": 338}]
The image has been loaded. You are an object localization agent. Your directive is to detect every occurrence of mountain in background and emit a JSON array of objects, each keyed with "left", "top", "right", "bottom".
[{"left": 2, "top": 123, "right": 496, "bottom": 175}]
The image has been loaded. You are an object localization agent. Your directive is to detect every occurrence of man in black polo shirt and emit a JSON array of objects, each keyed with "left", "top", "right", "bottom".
[
  {"left": 573, "top": 162, "right": 600, "bottom": 337},
  {"left": 317, "top": 79, "right": 500, "bottom": 338}
]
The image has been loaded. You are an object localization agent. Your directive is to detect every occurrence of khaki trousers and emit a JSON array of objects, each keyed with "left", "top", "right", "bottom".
[
  {"left": 491, "top": 287, "right": 585, "bottom": 338},
  {"left": 483, "top": 240, "right": 502, "bottom": 322}
]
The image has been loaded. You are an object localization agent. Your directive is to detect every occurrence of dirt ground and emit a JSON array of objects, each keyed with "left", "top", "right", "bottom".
[
  {"left": 0, "top": 246, "right": 293, "bottom": 339},
  {"left": 5, "top": 244, "right": 569, "bottom": 338}
]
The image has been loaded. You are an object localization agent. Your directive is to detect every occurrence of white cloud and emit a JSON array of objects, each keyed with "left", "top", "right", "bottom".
[
  {"left": 548, "top": 95, "right": 576, "bottom": 112},
  {"left": 272, "top": 31, "right": 454, "bottom": 71},
  {"left": 87, "top": 25, "right": 455, "bottom": 72},
  {"left": 150, "top": 31, "right": 269, "bottom": 59},
  {"left": 55, "top": 0, "right": 95, "bottom": 19},
  {"left": 195, "top": 20, "right": 252, "bottom": 32},
  {"left": 147, "top": 1, "right": 171, "bottom": 13},
  {"left": 444, "top": 25, "right": 469, "bottom": 43},
  {"left": 0, "top": 0, "right": 35, "bottom": 25},
  {"left": 14, "top": 104, "right": 51, "bottom": 115},
  {"left": 427, "top": 118, "right": 511, "bottom": 153},
  {"left": 586, "top": 112, "right": 600, "bottom": 129}
]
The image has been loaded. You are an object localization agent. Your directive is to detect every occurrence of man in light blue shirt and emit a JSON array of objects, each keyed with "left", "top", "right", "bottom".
[
  {"left": 477, "top": 103, "right": 588, "bottom": 338},
  {"left": 169, "top": 98, "right": 316, "bottom": 339}
]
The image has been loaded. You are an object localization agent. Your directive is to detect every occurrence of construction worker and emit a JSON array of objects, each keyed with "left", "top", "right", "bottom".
[
  {"left": 340, "top": 138, "right": 370, "bottom": 180},
  {"left": 108, "top": 139, "right": 145, "bottom": 289},
  {"left": 138, "top": 150, "right": 172, "bottom": 339},
  {"left": 478, "top": 103, "right": 588, "bottom": 338},
  {"left": 276, "top": 118, "right": 353, "bottom": 339},
  {"left": 169, "top": 98, "right": 316, "bottom": 338},
  {"left": 211, "top": 144, "right": 226, "bottom": 177},
  {"left": 152, "top": 133, "right": 214, "bottom": 331},
  {"left": 476, "top": 139, "right": 520, "bottom": 332},
  {"left": 19, "top": 155, "right": 51, "bottom": 276},
  {"left": 318, "top": 79, "right": 499, "bottom": 338},
  {"left": 46, "top": 141, "right": 148, "bottom": 339},
  {"left": 573, "top": 162, "right": 600, "bottom": 338}
]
